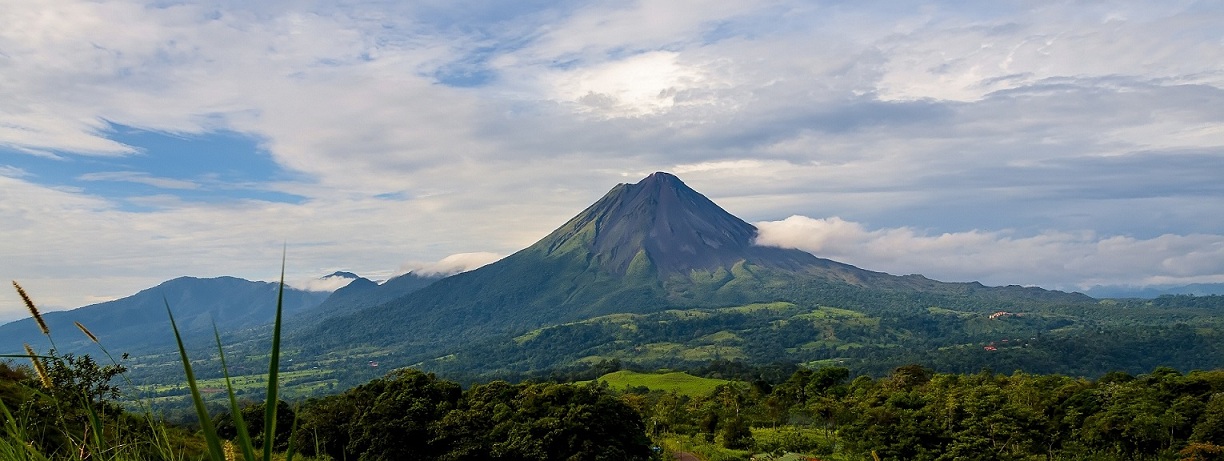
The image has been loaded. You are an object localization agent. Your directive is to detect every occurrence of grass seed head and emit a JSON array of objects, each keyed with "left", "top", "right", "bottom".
[
  {"left": 74, "top": 321, "right": 100, "bottom": 343},
  {"left": 24, "top": 343, "right": 52, "bottom": 389},
  {"left": 13, "top": 281, "right": 49, "bottom": 335}
]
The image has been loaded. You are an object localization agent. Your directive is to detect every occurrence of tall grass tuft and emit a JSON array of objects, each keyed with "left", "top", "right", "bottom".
[
  {"left": 168, "top": 254, "right": 296, "bottom": 461},
  {"left": 167, "top": 302, "right": 226, "bottom": 461}
]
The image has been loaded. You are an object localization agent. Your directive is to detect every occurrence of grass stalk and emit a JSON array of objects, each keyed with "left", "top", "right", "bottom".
[
  {"left": 214, "top": 325, "right": 256, "bottom": 461},
  {"left": 165, "top": 253, "right": 295, "bottom": 461},
  {"left": 166, "top": 300, "right": 226, "bottom": 461},
  {"left": 263, "top": 253, "right": 287, "bottom": 461}
]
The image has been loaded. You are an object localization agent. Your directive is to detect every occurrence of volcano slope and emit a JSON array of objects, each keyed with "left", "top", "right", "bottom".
[{"left": 296, "top": 172, "right": 1093, "bottom": 373}]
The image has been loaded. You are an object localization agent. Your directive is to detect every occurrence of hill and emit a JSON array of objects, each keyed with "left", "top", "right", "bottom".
[
  {"left": 0, "top": 276, "right": 330, "bottom": 356},
  {"left": 416, "top": 298, "right": 1224, "bottom": 378}
]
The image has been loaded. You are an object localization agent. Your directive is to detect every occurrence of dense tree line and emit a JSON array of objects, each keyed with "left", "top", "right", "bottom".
[
  {"left": 284, "top": 368, "right": 654, "bottom": 460},
  {"left": 626, "top": 363, "right": 1224, "bottom": 460}
]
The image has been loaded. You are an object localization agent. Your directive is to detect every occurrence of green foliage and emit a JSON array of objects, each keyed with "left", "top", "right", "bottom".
[
  {"left": 1, "top": 345, "right": 204, "bottom": 460},
  {"left": 41, "top": 352, "right": 127, "bottom": 407},
  {"left": 719, "top": 416, "right": 753, "bottom": 449},
  {"left": 293, "top": 371, "right": 654, "bottom": 461},
  {"left": 406, "top": 290, "right": 1224, "bottom": 385},
  {"left": 625, "top": 363, "right": 1224, "bottom": 460},
  {"left": 1193, "top": 393, "right": 1224, "bottom": 444},
  {"left": 752, "top": 427, "right": 832, "bottom": 456}
]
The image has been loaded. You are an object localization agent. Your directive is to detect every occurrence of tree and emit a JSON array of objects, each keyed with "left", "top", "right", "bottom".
[
  {"left": 346, "top": 369, "right": 462, "bottom": 460},
  {"left": 292, "top": 369, "right": 653, "bottom": 460},
  {"left": 1192, "top": 394, "right": 1224, "bottom": 445},
  {"left": 42, "top": 351, "right": 127, "bottom": 408},
  {"left": 720, "top": 415, "right": 754, "bottom": 449}
]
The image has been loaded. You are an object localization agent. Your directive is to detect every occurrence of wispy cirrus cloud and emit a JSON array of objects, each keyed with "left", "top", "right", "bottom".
[{"left": 78, "top": 171, "right": 200, "bottom": 190}]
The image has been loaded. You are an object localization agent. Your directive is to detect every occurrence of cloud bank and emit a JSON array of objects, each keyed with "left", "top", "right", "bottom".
[
  {"left": 755, "top": 216, "right": 1224, "bottom": 290},
  {"left": 399, "top": 252, "right": 505, "bottom": 277},
  {"left": 290, "top": 272, "right": 361, "bottom": 293}
]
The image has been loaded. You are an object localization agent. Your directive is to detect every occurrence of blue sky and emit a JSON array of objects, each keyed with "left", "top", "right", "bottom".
[
  {"left": 2, "top": 123, "right": 305, "bottom": 211},
  {"left": 2, "top": 0, "right": 1223, "bottom": 322}
]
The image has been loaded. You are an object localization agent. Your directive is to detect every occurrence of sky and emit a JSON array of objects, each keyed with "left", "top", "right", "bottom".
[{"left": 2, "top": 0, "right": 1223, "bottom": 323}]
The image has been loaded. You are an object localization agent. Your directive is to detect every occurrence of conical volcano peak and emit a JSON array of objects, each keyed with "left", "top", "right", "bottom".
[
  {"left": 638, "top": 171, "right": 682, "bottom": 186},
  {"left": 533, "top": 172, "right": 784, "bottom": 276}
]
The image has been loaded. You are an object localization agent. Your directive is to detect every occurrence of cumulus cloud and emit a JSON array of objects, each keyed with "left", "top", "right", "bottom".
[
  {"left": 399, "top": 252, "right": 505, "bottom": 277},
  {"left": 755, "top": 216, "right": 1224, "bottom": 290}
]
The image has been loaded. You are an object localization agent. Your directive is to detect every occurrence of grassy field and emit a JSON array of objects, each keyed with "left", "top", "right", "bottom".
[
  {"left": 593, "top": 370, "right": 730, "bottom": 397},
  {"left": 142, "top": 368, "right": 333, "bottom": 392},
  {"left": 136, "top": 367, "right": 339, "bottom": 404}
]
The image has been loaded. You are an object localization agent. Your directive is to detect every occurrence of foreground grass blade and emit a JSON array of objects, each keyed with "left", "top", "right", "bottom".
[
  {"left": 263, "top": 252, "right": 287, "bottom": 461},
  {"left": 167, "top": 300, "right": 225, "bottom": 461},
  {"left": 284, "top": 402, "right": 300, "bottom": 461},
  {"left": 214, "top": 324, "right": 257, "bottom": 461}
]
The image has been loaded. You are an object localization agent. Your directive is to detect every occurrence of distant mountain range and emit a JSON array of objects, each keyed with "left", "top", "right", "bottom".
[
  {"left": 0, "top": 272, "right": 444, "bottom": 357},
  {"left": 1083, "top": 283, "right": 1224, "bottom": 299},
  {"left": 0, "top": 276, "right": 330, "bottom": 355}
]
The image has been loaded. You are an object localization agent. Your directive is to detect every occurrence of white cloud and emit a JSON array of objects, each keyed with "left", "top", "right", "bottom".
[
  {"left": 2, "top": 0, "right": 1223, "bottom": 323},
  {"left": 78, "top": 171, "right": 200, "bottom": 190},
  {"left": 755, "top": 215, "right": 1224, "bottom": 290},
  {"left": 548, "top": 51, "right": 714, "bottom": 117},
  {"left": 290, "top": 272, "right": 359, "bottom": 292},
  {"left": 399, "top": 252, "right": 504, "bottom": 277}
]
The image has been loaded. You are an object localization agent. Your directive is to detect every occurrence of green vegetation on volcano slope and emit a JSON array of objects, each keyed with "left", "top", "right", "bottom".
[
  {"left": 295, "top": 243, "right": 1095, "bottom": 373},
  {"left": 416, "top": 295, "right": 1224, "bottom": 380}
]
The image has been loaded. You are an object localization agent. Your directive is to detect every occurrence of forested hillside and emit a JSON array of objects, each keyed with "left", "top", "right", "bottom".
[
  {"left": 416, "top": 295, "right": 1224, "bottom": 381},
  {"left": 611, "top": 364, "right": 1224, "bottom": 460}
]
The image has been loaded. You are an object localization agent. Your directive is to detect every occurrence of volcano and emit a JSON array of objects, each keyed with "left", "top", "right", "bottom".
[
  {"left": 540, "top": 171, "right": 816, "bottom": 274},
  {"left": 301, "top": 172, "right": 1090, "bottom": 360}
]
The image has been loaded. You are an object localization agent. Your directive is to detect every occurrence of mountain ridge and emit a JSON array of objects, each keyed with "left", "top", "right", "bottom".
[{"left": 0, "top": 276, "right": 330, "bottom": 355}]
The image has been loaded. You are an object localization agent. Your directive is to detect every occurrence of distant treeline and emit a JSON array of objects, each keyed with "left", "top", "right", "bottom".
[{"left": 620, "top": 362, "right": 1224, "bottom": 460}]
